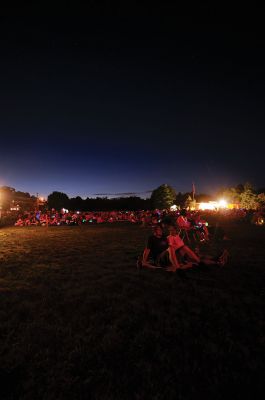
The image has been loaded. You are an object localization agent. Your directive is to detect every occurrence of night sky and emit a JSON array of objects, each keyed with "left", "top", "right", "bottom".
[{"left": 0, "top": 17, "right": 264, "bottom": 198}]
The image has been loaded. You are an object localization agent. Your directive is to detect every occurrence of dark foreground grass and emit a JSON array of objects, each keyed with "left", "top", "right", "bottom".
[{"left": 0, "top": 223, "right": 264, "bottom": 400}]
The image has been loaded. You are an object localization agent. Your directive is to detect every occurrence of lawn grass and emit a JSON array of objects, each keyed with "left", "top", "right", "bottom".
[{"left": 0, "top": 223, "right": 264, "bottom": 399}]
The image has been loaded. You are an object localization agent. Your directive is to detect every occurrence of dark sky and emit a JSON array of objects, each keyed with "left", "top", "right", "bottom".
[{"left": 0, "top": 17, "right": 264, "bottom": 198}]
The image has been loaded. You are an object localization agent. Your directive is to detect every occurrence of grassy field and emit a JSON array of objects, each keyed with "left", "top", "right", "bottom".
[{"left": 0, "top": 223, "right": 264, "bottom": 400}]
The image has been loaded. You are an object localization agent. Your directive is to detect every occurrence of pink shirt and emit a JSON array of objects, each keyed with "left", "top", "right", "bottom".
[
  {"left": 176, "top": 216, "right": 191, "bottom": 229},
  {"left": 167, "top": 234, "right": 184, "bottom": 250}
]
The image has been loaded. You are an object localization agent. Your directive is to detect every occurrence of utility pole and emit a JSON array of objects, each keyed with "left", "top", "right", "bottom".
[
  {"left": 36, "top": 193, "right": 39, "bottom": 211},
  {"left": 192, "top": 182, "right": 195, "bottom": 202}
]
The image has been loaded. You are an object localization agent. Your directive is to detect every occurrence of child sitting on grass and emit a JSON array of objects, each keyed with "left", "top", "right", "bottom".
[
  {"left": 167, "top": 224, "right": 229, "bottom": 271},
  {"left": 167, "top": 225, "right": 200, "bottom": 271}
]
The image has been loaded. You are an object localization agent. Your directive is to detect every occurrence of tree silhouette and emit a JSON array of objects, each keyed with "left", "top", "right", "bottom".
[
  {"left": 151, "top": 184, "right": 176, "bottom": 209},
  {"left": 47, "top": 192, "right": 69, "bottom": 210},
  {"left": 240, "top": 183, "right": 258, "bottom": 210}
]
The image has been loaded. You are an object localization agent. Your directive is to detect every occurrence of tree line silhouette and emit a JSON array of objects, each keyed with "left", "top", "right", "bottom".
[{"left": 1, "top": 183, "right": 265, "bottom": 212}]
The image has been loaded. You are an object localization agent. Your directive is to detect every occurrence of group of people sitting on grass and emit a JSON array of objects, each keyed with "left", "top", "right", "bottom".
[
  {"left": 14, "top": 210, "right": 147, "bottom": 226},
  {"left": 13, "top": 209, "right": 211, "bottom": 235},
  {"left": 138, "top": 223, "right": 229, "bottom": 272},
  {"left": 11, "top": 206, "right": 265, "bottom": 228}
]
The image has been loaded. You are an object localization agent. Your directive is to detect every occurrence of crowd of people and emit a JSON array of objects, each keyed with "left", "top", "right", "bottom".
[
  {"left": 14, "top": 209, "right": 162, "bottom": 226},
  {"left": 13, "top": 207, "right": 264, "bottom": 228},
  {"left": 13, "top": 208, "right": 211, "bottom": 231},
  {"left": 13, "top": 207, "right": 265, "bottom": 273},
  {"left": 12, "top": 207, "right": 230, "bottom": 271},
  {"left": 15, "top": 207, "right": 265, "bottom": 272},
  {"left": 10, "top": 202, "right": 265, "bottom": 275}
]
